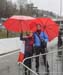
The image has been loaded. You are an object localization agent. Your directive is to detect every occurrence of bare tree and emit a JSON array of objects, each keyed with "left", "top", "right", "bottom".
[
  {"left": 0, "top": 0, "right": 7, "bottom": 17},
  {"left": 0, "top": 0, "right": 17, "bottom": 18},
  {"left": 4, "top": 1, "right": 17, "bottom": 17}
]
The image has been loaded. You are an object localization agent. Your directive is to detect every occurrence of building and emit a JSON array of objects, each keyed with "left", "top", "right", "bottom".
[
  {"left": 53, "top": 18, "right": 63, "bottom": 27},
  {"left": 53, "top": 18, "right": 63, "bottom": 35},
  {"left": 0, "top": 18, "right": 7, "bottom": 30}
]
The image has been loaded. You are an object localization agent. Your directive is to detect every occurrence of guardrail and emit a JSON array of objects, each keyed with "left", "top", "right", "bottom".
[
  {"left": 20, "top": 46, "right": 63, "bottom": 75},
  {"left": 0, "top": 47, "right": 63, "bottom": 75},
  {"left": 0, "top": 49, "right": 19, "bottom": 57}
]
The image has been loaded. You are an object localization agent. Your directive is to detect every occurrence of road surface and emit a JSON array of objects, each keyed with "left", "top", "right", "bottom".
[
  {"left": 0, "top": 37, "right": 62, "bottom": 75},
  {"left": 0, "top": 46, "right": 63, "bottom": 75}
]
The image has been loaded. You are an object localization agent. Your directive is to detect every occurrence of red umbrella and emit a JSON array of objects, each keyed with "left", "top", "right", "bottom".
[
  {"left": 30, "top": 18, "right": 59, "bottom": 41},
  {"left": 3, "top": 15, "right": 35, "bottom": 32}
]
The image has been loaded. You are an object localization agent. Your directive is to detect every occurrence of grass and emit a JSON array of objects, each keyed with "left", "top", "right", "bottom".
[
  {"left": 0, "top": 29, "right": 31, "bottom": 39},
  {"left": 0, "top": 29, "right": 20, "bottom": 39}
]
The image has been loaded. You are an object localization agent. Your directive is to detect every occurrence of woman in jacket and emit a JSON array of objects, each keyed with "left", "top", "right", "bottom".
[
  {"left": 20, "top": 32, "right": 33, "bottom": 75},
  {"left": 33, "top": 24, "right": 49, "bottom": 75}
]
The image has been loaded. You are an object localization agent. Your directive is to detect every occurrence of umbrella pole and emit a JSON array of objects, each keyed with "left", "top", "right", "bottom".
[{"left": 7, "top": 30, "right": 9, "bottom": 38}]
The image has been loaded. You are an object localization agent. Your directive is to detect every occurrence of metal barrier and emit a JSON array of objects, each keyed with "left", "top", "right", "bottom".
[
  {"left": 19, "top": 46, "right": 63, "bottom": 75},
  {"left": 0, "top": 47, "right": 63, "bottom": 75},
  {"left": 18, "top": 63, "right": 38, "bottom": 75},
  {"left": 0, "top": 49, "right": 38, "bottom": 75}
]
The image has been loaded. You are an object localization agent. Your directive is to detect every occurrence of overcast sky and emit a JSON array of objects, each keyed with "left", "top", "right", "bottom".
[
  {"left": 28, "top": 0, "right": 63, "bottom": 16},
  {"left": 12, "top": 0, "right": 63, "bottom": 16}
]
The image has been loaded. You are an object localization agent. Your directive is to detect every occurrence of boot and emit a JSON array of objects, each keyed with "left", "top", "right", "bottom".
[
  {"left": 36, "top": 68, "right": 40, "bottom": 75},
  {"left": 25, "top": 71, "right": 27, "bottom": 75},
  {"left": 46, "top": 68, "right": 49, "bottom": 75},
  {"left": 28, "top": 71, "right": 30, "bottom": 75}
]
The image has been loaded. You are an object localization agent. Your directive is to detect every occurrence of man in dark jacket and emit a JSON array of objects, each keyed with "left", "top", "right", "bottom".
[
  {"left": 57, "top": 29, "right": 63, "bottom": 57},
  {"left": 20, "top": 32, "right": 34, "bottom": 75},
  {"left": 33, "top": 24, "right": 49, "bottom": 75}
]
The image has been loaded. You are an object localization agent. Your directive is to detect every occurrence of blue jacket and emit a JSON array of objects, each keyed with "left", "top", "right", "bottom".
[{"left": 33, "top": 32, "right": 48, "bottom": 47}]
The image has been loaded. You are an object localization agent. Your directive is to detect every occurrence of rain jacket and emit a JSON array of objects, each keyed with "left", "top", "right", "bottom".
[
  {"left": 20, "top": 34, "right": 34, "bottom": 57},
  {"left": 33, "top": 32, "right": 48, "bottom": 47}
]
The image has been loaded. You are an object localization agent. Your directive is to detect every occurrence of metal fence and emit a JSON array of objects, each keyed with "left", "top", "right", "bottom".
[
  {"left": 0, "top": 47, "right": 63, "bottom": 75},
  {"left": 20, "top": 47, "right": 63, "bottom": 75}
]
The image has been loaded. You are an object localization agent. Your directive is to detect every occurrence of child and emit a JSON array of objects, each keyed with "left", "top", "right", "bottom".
[{"left": 20, "top": 32, "right": 33, "bottom": 75}]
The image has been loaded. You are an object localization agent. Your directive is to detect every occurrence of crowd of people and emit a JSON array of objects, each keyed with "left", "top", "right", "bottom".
[{"left": 20, "top": 24, "right": 50, "bottom": 75}]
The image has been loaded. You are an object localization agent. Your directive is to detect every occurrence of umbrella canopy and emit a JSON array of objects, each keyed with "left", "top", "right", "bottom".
[
  {"left": 3, "top": 15, "right": 35, "bottom": 32},
  {"left": 30, "top": 18, "right": 59, "bottom": 41}
]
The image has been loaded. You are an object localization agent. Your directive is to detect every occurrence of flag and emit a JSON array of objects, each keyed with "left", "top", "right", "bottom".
[{"left": 18, "top": 41, "right": 25, "bottom": 62}]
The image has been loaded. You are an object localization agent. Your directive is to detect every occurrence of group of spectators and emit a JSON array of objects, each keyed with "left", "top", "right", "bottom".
[
  {"left": 20, "top": 24, "right": 63, "bottom": 75},
  {"left": 20, "top": 24, "right": 49, "bottom": 75}
]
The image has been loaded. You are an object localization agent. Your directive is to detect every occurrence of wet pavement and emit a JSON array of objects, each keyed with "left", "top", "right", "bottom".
[{"left": 0, "top": 46, "right": 63, "bottom": 75}]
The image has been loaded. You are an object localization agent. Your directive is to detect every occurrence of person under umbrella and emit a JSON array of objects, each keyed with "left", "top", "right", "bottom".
[
  {"left": 57, "top": 29, "right": 63, "bottom": 57},
  {"left": 33, "top": 24, "right": 49, "bottom": 75},
  {"left": 20, "top": 32, "right": 34, "bottom": 75}
]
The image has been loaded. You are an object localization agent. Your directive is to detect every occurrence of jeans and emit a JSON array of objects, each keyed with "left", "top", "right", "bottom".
[{"left": 24, "top": 50, "right": 33, "bottom": 75}]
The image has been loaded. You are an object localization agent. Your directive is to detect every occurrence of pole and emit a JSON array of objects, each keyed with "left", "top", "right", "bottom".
[
  {"left": 29, "top": 0, "right": 31, "bottom": 3},
  {"left": 60, "top": 0, "right": 62, "bottom": 16},
  {"left": 60, "top": 1, "right": 63, "bottom": 74},
  {"left": 59, "top": 0, "right": 62, "bottom": 27},
  {"left": 7, "top": 30, "right": 9, "bottom": 38}
]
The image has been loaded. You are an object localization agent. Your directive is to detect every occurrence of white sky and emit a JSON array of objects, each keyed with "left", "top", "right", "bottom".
[
  {"left": 29, "top": 0, "right": 63, "bottom": 16},
  {"left": 12, "top": 0, "right": 63, "bottom": 16}
]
